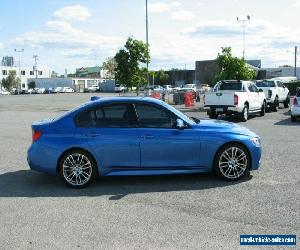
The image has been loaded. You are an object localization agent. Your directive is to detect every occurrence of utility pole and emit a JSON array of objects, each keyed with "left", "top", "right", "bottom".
[
  {"left": 295, "top": 46, "right": 297, "bottom": 77},
  {"left": 14, "top": 48, "right": 24, "bottom": 90},
  {"left": 146, "top": 0, "right": 150, "bottom": 87},
  {"left": 236, "top": 15, "right": 250, "bottom": 59},
  {"left": 33, "top": 55, "right": 38, "bottom": 79}
]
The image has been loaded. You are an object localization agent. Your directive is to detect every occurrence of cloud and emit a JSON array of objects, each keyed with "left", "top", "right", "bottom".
[
  {"left": 148, "top": 1, "right": 181, "bottom": 13},
  {"left": 172, "top": 11, "right": 195, "bottom": 21},
  {"left": 53, "top": 4, "right": 91, "bottom": 21},
  {"left": 293, "top": 0, "right": 300, "bottom": 7}
]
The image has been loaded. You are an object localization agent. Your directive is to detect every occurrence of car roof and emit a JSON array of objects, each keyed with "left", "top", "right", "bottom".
[{"left": 86, "top": 96, "right": 165, "bottom": 107}]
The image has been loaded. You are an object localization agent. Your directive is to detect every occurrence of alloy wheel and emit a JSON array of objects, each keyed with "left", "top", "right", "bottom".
[
  {"left": 218, "top": 146, "right": 248, "bottom": 179},
  {"left": 62, "top": 153, "right": 93, "bottom": 186}
]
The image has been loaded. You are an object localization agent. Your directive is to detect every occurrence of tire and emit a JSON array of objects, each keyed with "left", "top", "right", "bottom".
[
  {"left": 59, "top": 149, "right": 98, "bottom": 188},
  {"left": 208, "top": 109, "right": 218, "bottom": 119},
  {"left": 291, "top": 115, "right": 297, "bottom": 122},
  {"left": 214, "top": 143, "right": 250, "bottom": 181},
  {"left": 260, "top": 101, "right": 266, "bottom": 116},
  {"left": 284, "top": 95, "right": 290, "bottom": 108},
  {"left": 239, "top": 104, "right": 248, "bottom": 122},
  {"left": 271, "top": 97, "right": 279, "bottom": 112}
]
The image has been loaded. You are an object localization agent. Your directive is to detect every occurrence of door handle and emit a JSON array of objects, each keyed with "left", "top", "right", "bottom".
[
  {"left": 86, "top": 132, "right": 101, "bottom": 137},
  {"left": 144, "top": 135, "right": 154, "bottom": 140}
]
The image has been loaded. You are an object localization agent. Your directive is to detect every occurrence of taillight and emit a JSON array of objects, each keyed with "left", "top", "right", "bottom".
[
  {"left": 294, "top": 97, "right": 298, "bottom": 106},
  {"left": 234, "top": 94, "right": 238, "bottom": 106},
  {"left": 32, "top": 130, "right": 42, "bottom": 142},
  {"left": 203, "top": 94, "right": 205, "bottom": 104},
  {"left": 268, "top": 90, "right": 272, "bottom": 98}
]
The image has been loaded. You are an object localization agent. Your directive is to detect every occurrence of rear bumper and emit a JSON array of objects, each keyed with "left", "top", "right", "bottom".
[
  {"left": 206, "top": 105, "right": 243, "bottom": 114},
  {"left": 27, "top": 142, "right": 60, "bottom": 174},
  {"left": 291, "top": 105, "right": 300, "bottom": 116}
]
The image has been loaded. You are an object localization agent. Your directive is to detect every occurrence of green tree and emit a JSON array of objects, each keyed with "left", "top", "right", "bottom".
[
  {"left": 28, "top": 80, "right": 36, "bottom": 89},
  {"left": 115, "top": 37, "right": 150, "bottom": 90},
  {"left": 213, "top": 47, "right": 256, "bottom": 82},
  {"left": 154, "top": 69, "right": 169, "bottom": 86},
  {"left": 102, "top": 57, "right": 117, "bottom": 79},
  {"left": 1, "top": 71, "right": 18, "bottom": 91}
]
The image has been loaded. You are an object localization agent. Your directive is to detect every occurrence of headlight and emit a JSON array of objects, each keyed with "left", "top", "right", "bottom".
[{"left": 250, "top": 137, "right": 261, "bottom": 147}]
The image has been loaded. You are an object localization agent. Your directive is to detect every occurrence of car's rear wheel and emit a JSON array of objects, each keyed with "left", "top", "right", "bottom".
[
  {"left": 209, "top": 108, "right": 218, "bottom": 119},
  {"left": 214, "top": 143, "right": 250, "bottom": 181},
  {"left": 59, "top": 149, "right": 97, "bottom": 188},
  {"left": 271, "top": 97, "right": 279, "bottom": 112},
  {"left": 260, "top": 101, "right": 266, "bottom": 116},
  {"left": 291, "top": 115, "right": 297, "bottom": 122},
  {"left": 284, "top": 95, "right": 290, "bottom": 108},
  {"left": 239, "top": 104, "right": 248, "bottom": 122}
]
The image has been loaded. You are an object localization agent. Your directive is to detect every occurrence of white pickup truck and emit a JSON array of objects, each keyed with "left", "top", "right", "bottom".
[
  {"left": 204, "top": 80, "right": 266, "bottom": 121},
  {"left": 255, "top": 79, "right": 290, "bottom": 111}
]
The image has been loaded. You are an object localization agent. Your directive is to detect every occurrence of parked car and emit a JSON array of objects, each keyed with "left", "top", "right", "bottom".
[
  {"left": 28, "top": 88, "right": 39, "bottom": 94},
  {"left": 37, "top": 88, "right": 46, "bottom": 94},
  {"left": 164, "top": 85, "right": 174, "bottom": 92},
  {"left": 291, "top": 87, "right": 300, "bottom": 122},
  {"left": 204, "top": 80, "right": 266, "bottom": 121},
  {"left": 28, "top": 97, "right": 262, "bottom": 188},
  {"left": 256, "top": 79, "right": 290, "bottom": 111},
  {"left": 63, "top": 87, "right": 75, "bottom": 93},
  {"left": 55, "top": 87, "right": 63, "bottom": 93},
  {"left": 114, "top": 84, "right": 127, "bottom": 93},
  {"left": 0, "top": 89, "right": 10, "bottom": 95},
  {"left": 87, "top": 85, "right": 99, "bottom": 93},
  {"left": 44, "top": 88, "right": 56, "bottom": 94},
  {"left": 153, "top": 85, "right": 165, "bottom": 93},
  {"left": 183, "top": 84, "right": 197, "bottom": 92}
]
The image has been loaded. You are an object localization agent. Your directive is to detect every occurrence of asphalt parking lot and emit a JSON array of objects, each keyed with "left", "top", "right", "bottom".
[{"left": 0, "top": 93, "right": 299, "bottom": 250}]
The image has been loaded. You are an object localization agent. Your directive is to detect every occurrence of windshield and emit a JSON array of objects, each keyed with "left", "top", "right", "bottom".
[{"left": 256, "top": 81, "right": 276, "bottom": 87}]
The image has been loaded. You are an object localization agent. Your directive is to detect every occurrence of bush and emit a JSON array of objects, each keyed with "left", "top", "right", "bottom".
[{"left": 286, "top": 81, "right": 300, "bottom": 95}]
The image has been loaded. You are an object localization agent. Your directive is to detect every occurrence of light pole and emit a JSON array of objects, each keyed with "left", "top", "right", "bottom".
[
  {"left": 287, "top": 46, "right": 298, "bottom": 77},
  {"left": 14, "top": 48, "right": 24, "bottom": 90},
  {"left": 33, "top": 55, "right": 38, "bottom": 79},
  {"left": 146, "top": 0, "right": 150, "bottom": 87},
  {"left": 236, "top": 15, "right": 250, "bottom": 59}
]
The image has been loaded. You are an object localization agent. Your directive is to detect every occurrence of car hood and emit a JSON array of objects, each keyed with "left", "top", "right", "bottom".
[{"left": 193, "top": 119, "right": 258, "bottom": 137}]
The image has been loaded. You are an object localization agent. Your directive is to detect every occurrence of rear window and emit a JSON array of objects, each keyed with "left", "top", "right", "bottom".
[
  {"left": 256, "top": 81, "right": 276, "bottom": 87},
  {"left": 218, "top": 82, "right": 242, "bottom": 90}
]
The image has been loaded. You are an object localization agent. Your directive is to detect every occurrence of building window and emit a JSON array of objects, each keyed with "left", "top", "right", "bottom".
[
  {"left": 2, "top": 70, "right": 7, "bottom": 75},
  {"left": 38, "top": 71, "right": 42, "bottom": 75},
  {"left": 30, "top": 71, "right": 34, "bottom": 75},
  {"left": 22, "top": 84, "right": 25, "bottom": 88},
  {"left": 21, "top": 70, "right": 25, "bottom": 75}
]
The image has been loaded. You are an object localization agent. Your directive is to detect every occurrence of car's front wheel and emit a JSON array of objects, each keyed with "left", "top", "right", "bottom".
[
  {"left": 214, "top": 143, "right": 250, "bottom": 181},
  {"left": 284, "top": 95, "right": 290, "bottom": 108},
  {"left": 59, "top": 149, "right": 98, "bottom": 188}
]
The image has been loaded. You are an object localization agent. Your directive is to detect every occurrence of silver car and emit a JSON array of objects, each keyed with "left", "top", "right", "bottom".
[{"left": 291, "top": 88, "right": 300, "bottom": 122}]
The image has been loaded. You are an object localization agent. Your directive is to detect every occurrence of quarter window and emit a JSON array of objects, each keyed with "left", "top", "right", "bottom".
[{"left": 135, "top": 104, "right": 175, "bottom": 128}]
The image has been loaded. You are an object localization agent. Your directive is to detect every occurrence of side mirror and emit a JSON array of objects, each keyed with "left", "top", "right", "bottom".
[
  {"left": 175, "top": 119, "right": 185, "bottom": 130},
  {"left": 259, "top": 89, "right": 263, "bottom": 92}
]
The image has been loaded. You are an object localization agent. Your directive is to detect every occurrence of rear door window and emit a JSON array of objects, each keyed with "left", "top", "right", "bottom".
[{"left": 76, "top": 104, "right": 137, "bottom": 128}]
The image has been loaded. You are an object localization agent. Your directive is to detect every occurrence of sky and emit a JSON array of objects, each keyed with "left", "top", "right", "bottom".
[{"left": 0, "top": 0, "right": 299, "bottom": 74}]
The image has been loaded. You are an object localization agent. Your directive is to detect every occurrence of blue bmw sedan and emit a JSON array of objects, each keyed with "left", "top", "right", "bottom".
[{"left": 28, "top": 97, "right": 261, "bottom": 188}]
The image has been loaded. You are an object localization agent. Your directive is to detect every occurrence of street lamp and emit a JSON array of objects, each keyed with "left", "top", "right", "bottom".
[
  {"left": 236, "top": 15, "right": 250, "bottom": 59},
  {"left": 14, "top": 48, "right": 24, "bottom": 90},
  {"left": 287, "top": 46, "right": 298, "bottom": 77},
  {"left": 145, "top": 0, "right": 150, "bottom": 87}
]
